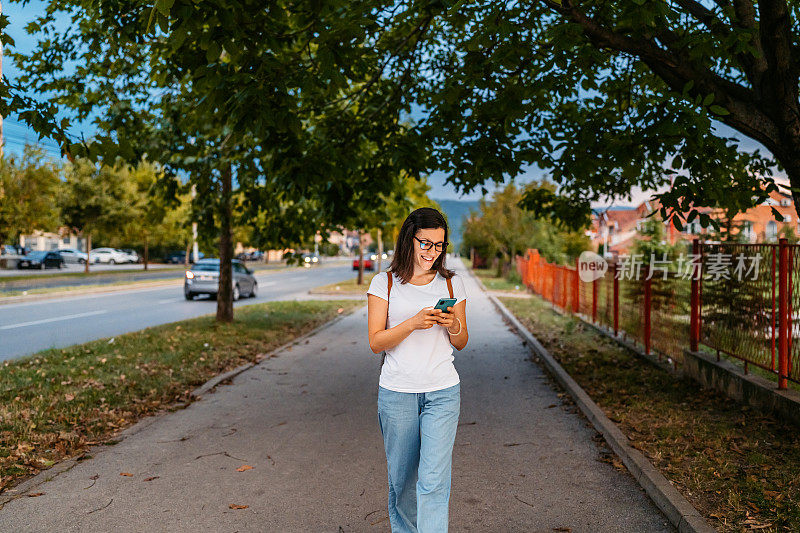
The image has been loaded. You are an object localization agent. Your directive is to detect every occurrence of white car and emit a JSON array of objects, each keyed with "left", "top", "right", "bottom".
[
  {"left": 90, "top": 248, "right": 130, "bottom": 265},
  {"left": 117, "top": 249, "right": 139, "bottom": 263},
  {"left": 58, "top": 248, "right": 89, "bottom": 264}
]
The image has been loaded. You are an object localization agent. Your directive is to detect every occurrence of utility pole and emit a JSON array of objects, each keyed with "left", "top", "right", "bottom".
[{"left": 191, "top": 184, "right": 199, "bottom": 263}]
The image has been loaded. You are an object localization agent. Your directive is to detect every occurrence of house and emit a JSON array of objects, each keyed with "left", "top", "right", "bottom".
[
  {"left": 18, "top": 229, "right": 86, "bottom": 252},
  {"left": 591, "top": 190, "right": 800, "bottom": 255}
]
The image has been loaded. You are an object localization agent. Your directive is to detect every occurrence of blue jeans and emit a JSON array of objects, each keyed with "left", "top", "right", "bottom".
[{"left": 377, "top": 383, "right": 460, "bottom": 533}]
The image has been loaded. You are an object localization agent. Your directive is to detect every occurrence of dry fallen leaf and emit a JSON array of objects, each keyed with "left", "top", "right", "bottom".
[
  {"left": 27, "top": 492, "right": 45, "bottom": 497},
  {"left": 64, "top": 393, "right": 75, "bottom": 402},
  {"left": 143, "top": 476, "right": 159, "bottom": 482},
  {"left": 337, "top": 308, "right": 344, "bottom": 313},
  {"left": 120, "top": 472, "right": 133, "bottom": 477},
  {"left": 229, "top": 504, "right": 249, "bottom": 510},
  {"left": 236, "top": 465, "right": 253, "bottom": 472}
]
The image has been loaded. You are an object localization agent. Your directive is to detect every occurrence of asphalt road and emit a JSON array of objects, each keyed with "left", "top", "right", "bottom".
[
  {"left": 0, "top": 262, "right": 178, "bottom": 278},
  {"left": 0, "top": 263, "right": 361, "bottom": 362}
]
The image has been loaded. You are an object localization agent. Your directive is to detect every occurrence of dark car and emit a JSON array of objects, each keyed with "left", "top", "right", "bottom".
[
  {"left": 18, "top": 251, "right": 65, "bottom": 270},
  {"left": 184, "top": 258, "right": 257, "bottom": 301},
  {"left": 352, "top": 258, "right": 374, "bottom": 271},
  {"left": 165, "top": 250, "right": 205, "bottom": 264}
]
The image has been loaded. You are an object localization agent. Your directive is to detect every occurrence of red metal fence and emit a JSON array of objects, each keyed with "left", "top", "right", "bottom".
[{"left": 516, "top": 238, "right": 800, "bottom": 389}]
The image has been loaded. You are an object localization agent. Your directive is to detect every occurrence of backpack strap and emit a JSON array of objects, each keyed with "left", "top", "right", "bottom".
[
  {"left": 446, "top": 276, "right": 454, "bottom": 299},
  {"left": 381, "top": 272, "right": 393, "bottom": 367}
]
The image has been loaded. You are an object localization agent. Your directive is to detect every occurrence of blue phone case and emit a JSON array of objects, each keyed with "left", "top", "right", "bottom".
[{"left": 434, "top": 298, "right": 457, "bottom": 311}]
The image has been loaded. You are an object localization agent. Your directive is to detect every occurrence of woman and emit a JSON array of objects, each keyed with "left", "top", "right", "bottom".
[{"left": 367, "top": 207, "right": 469, "bottom": 532}]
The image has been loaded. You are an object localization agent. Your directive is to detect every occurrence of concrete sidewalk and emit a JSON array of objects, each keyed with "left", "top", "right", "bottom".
[{"left": 0, "top": 259, "right": 673, "bottom": 532}]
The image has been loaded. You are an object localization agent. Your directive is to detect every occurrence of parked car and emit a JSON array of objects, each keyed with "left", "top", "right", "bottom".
[
  {"left": 2, "top": 245, "right": 19, "bottom": 256},
  {"left": 236, "top": 250, "right": 264, "bottom": 262},
  {"left": 352, "top": 258, "right": 374, "bottom": 271},
  {"left": 58, "top": 248, "right": 89, "bottom": 264},
  {"left": 90, "top": 248, "right": 130, "bottom": 265},
  {"left": 2, "top": 245, "right": 29, "bottom": 256},
  {"left": 119, "top": 249, "right": 140, "bottom": 263},
  {"left": 18, "top": 251, "right": 65, "bottom": 269},
  {"left": 184, "top": 258, "right": 257, "bottom": 301},
  {"left": 165, "top": 250, "right": 205, "bottom": 264}
]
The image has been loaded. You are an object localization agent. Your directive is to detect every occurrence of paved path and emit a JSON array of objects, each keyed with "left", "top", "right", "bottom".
[{"left": 0, "top": 259, "right": 673, "bottom": 532}]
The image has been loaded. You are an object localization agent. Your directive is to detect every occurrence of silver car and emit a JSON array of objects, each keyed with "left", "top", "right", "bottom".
[{"left": 184, "top": 259, "right": 258, "bottom": 301}]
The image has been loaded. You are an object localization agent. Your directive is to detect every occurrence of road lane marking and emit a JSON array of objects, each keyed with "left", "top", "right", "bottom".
[
  {"left": 1, "top": 310, "right": 109, "bottom": 330},
  {"left": 157, "top": 297, "right": 185, "bottom": 304}
]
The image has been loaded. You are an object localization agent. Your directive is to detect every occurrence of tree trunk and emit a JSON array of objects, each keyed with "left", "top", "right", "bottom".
[
  {"left": 357, "top": 231, "right": 364, "bottom": 285},
  {"left": 143, "top": 232, "right": 149, "bottom": 271},
  {"left": 217, "top": 164, "right": 234, "bottom": 323},
  {"left": 377, "top": 228, "right": 383, "bottom": 273},
  {"left": 85, "top": 233, "right": 91, "bottom": 273},
  {"left": 184, "top": 240, "right": 191, "bottom": 269}
]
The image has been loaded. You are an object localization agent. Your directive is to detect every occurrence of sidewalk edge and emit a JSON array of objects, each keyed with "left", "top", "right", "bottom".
[{"left": 464, "top": 268, "right": 715, "bottom": 533}]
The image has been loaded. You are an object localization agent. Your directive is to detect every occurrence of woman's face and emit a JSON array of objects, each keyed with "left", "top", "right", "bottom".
[{"left": 413, "top": 227, "right": 446, "bottom": 273}]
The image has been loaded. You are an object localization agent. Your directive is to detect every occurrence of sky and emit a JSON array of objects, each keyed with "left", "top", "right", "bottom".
[{"left": 2, "top": 2, "right": 782, "bottom": 210}]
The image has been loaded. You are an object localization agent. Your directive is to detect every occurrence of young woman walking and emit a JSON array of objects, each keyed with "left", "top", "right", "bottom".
[{"left": 367, "top": 207, "right": 469, "bottom": 532}]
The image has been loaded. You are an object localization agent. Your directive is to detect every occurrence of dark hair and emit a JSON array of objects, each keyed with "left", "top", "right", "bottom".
[{"left": 389, "top": 207, "right": 454, "bottom": 283}]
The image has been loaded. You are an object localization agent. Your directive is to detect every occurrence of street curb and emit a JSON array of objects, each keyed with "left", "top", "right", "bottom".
[
  {"left": 0, "top": 305, "right": 363, "bottom": 506},
  {"left": 464, "top": 268, "right": 715, "bottom": 533},
  {"left": 0, "top": 279, "right": 183, "bottom": 306}
]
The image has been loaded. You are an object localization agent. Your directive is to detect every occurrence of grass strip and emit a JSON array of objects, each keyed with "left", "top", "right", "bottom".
[
  {"left": 0, "top": 279, "right": 180, "bottom": 299},
  {"left": 501, "top": 295, "right": 800, "bottom": 533},
  {"left": 311, "top": 272, "right": 377, "bottom": 294},
  {"left": 0, "top": 299, "right": 362, "bottom": 493},
  {"left": 471, "top": 268, "right": 527, "bottom": 293},
  {"left": 0, "top": 266, "right": 184, "bottom": 284}
]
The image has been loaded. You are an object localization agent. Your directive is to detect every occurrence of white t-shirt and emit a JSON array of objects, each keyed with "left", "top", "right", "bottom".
[{"left": 367, "top": 271, "right": 467, "bottom": 393}]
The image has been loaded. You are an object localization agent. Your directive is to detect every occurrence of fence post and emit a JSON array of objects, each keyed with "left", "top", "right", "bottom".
[
  {"left": 644, "top": 276, "right": 652, "bottom": 355},
  {"left": 573, "top": 257, "right": 580, "bottom": 313},
  {"left": 690, "top": 238, "right": 700, "bottom": 352},
  {"left": 613, "top": 260, "right": 619, "bottom": 335},
  {"left": 779, "top": 237, "right": 789, "bottom": 390}
]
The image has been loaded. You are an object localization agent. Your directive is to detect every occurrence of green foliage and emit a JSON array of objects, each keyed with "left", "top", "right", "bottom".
[
  {"left": 57, "top": 159, "right": 141, "bottom": 243},
  {"left": 631, "top": 218, "right": 681, "bottom": 264},
  {"left": 462, "top": 181, "right": 590, "bottom": 275},
  {"left": 0, "top": 145, "right": 62, "bottom": 244},
  {"left": 403, "top": 1, "right": 796, "bottom": 226}
]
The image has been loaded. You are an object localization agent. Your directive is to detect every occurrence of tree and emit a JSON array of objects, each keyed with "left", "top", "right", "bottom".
[
  {"left": 367, "top": 1, "right": 797, "bottom": 229},
  {"left": 462, "top": 181, "right": 590, "bottom": 276},
  {"left": 107, "top": 161, "right": 193, "bottom": 269},
  {"left": 13, "top": 0, "right": 427, "bottom": 322},
  {"left": 0, "top": 145, "right": 61, "bottom": 245},
  {"left": 58, "top": 159, "right": 140, "bottom": 272}
]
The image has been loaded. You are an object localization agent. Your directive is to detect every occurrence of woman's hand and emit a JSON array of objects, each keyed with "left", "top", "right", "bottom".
[
  {"left": 410, "top": 306, "right": 441, "bottom": 330},
  {"left": 436, "top": 307, "right": 456, "bottom": 330}
]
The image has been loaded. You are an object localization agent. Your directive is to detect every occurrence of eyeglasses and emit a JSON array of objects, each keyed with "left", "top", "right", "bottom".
[{"left": 414, "top": 237, "right": 448, "bottom": 252}]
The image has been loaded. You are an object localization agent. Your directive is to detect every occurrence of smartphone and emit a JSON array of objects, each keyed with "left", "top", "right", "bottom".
[{"left": 434, "top": 298, "right": 457, "bottom": 312}]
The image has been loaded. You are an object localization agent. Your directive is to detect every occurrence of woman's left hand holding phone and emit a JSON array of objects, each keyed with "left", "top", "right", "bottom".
[{"left": 436, "top": 308, "right": 455, "bottom": 329}]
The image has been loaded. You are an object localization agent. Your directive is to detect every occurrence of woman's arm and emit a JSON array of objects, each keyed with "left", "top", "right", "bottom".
[
  {"left": 436, "top": 300, "right": 469, "bottom": 351},
  {"left": 367, "top": 294, "right": 439, "bottom": 354}
]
